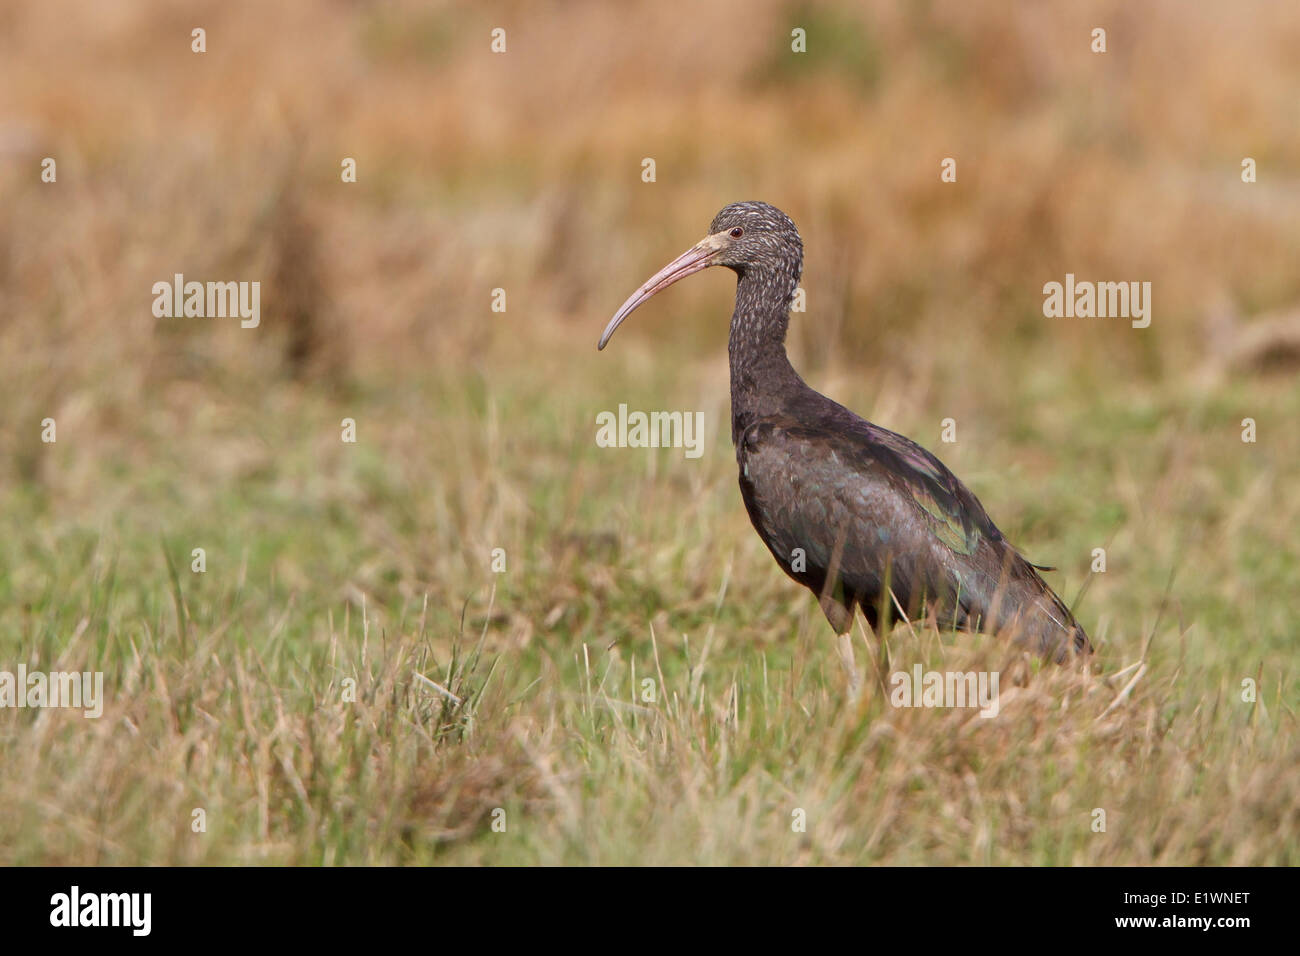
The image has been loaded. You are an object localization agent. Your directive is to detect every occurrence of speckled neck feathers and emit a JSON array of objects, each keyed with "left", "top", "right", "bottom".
[{"left": 727, "top": 265, "right": 809, "bottom": 444}]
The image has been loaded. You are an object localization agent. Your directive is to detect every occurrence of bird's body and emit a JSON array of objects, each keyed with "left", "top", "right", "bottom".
[{"left": 599, "top": 201, "right": 1090, "bottom": 664}]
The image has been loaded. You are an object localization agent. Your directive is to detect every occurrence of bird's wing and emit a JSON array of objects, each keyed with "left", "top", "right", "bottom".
[
  {"left": 853, "top": 420, "right": 1003, "bottom": 554},
  {"left": 847, "top": 417, "right": 1068, "bottom": 570},
  {"left": 738, "top": 415, "right": 1089, "bottom": 658},
  {"left": 738, "top": 417, "right": 987, "bottom": 615}
]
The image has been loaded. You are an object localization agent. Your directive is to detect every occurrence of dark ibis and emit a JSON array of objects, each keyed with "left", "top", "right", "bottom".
[{"left": 598, "top": 202, "right": 1091, "bottom": 683}]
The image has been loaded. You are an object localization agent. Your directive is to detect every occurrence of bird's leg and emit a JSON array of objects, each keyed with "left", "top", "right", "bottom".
[
  {"left": 818, "top": 524, "right": 862, "bottom": 700},
  {"left": 820, "top": 598, "right": 862, "bottom": 700},
  {"left": 836, "top": 630, "right": 862, "bottom": 701}
]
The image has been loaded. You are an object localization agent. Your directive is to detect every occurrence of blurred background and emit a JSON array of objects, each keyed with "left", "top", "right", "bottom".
[{"left": 0, "top": 1, "right": 1296, "bottom": 863}]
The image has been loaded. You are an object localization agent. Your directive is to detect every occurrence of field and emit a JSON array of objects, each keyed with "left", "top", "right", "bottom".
[{"left": 1, "top": 0, "right": 1297, "bottom": 864}]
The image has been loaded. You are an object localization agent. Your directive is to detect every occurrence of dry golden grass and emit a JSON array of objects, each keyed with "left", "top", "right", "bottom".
[{"left": 0, "top": 0, "right": 1296, "bottom": 864}]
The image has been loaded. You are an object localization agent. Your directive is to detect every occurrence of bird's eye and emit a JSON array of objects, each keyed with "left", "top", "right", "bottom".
[{"left": 730, "top": 227, "right": 744, "bottom": 238}]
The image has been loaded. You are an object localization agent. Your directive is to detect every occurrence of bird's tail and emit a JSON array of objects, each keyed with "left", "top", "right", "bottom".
[
  {"left": 999, "top": 566, "right": 1092, "bottom": 663},
  {"left": 960, "top": 548, "right": 1093, "bottom": 663}
]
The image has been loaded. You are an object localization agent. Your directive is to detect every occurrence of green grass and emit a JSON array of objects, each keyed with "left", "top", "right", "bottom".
[{"left": 0, "top": 349, "right": 1294, "bottom": 864}]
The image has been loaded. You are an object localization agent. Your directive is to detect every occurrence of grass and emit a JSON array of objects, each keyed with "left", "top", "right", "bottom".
[
  {"left": 0, "top": 0, "right": 1297, "bottom": 865},
  {"left": 1, "top": 359, "right": 1294, "bottom": 864}
]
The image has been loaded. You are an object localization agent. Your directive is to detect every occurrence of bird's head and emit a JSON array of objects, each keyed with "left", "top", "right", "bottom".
[{"left": 598, "top": 201, "right": 803, "bottom": 350}]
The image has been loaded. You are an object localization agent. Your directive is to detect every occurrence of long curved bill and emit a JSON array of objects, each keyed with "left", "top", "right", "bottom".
[{"left": 597, "top": 236, "right": 722, "bottom": 350}]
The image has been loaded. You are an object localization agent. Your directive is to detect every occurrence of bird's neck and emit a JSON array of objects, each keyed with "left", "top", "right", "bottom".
[{"left": 728, "top": 267, "right": 809, "bottom": 445}]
